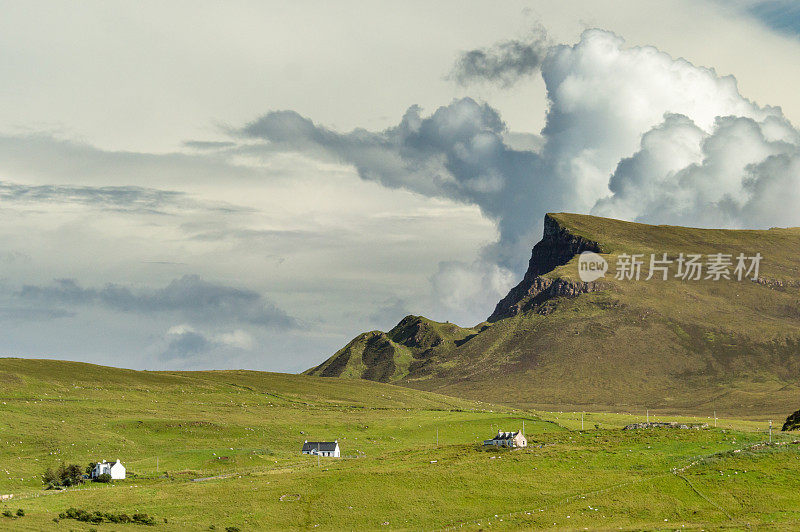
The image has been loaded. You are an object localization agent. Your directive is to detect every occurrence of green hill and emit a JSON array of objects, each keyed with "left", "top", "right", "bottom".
[
  {"left": 2, "top": 358, "right": 800, "bottom": 530},
  {"left": 0, "top": 357, "right": 502, "bottom": 496},
  {"left": 0, "top": 357, "right": 482, "bottom": 411},
  {"left": 308, "top": 213, "right": 800, "bottom": 418},
  {"left": 305, "top": 315, "right": 481, "bottom": 381}
]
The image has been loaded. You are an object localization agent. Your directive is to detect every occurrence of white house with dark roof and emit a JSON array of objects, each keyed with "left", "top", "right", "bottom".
[
  {"left": 301, "top": 440, "right": 340, "bottom": 457},
  {"left": 483, "top": 431, "right": 527, "bottom": 448},
  {"left": 91, "top": 459, "right": 126, "bottom": 480}
]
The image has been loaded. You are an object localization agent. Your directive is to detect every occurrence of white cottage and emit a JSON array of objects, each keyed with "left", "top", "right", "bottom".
[
  {"left": 301, "top": 440, "right": 340, "bottom": 457},
  {"left": 483, "top": 430, "right": 527, "bottom": 448},
  {"left": 91, "top": 459, "right": 126, "bottom": 480}
]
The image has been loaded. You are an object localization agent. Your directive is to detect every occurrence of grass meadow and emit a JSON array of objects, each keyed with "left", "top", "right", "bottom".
[{"left": 1, "top": 358, "right": 799, "bottom": 530}]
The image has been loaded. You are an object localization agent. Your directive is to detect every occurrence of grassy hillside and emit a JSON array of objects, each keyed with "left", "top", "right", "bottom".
[
  {"left": 0, "top": 357, "right": 480, "bottom": 410},
  {"left": 0, "top": 357, "right": 494, "bottom": 497},
  {"left": 309, "top": 213, "right": 800, "bottom": 418},
  {"left": 304, "top": 315, "right": 481, "bottom": 381},
  {"left": 1, "top": 359, "right": 800, "bottom": 530}
]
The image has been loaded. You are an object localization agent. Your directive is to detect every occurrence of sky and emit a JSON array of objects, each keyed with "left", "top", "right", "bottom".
[{"left": 1, "top": 0, "right": 799, "bottom": 372}]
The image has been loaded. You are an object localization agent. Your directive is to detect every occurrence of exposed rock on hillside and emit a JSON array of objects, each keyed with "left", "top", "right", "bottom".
[
  {"left": 783, "top": 409, "right": 800, "bottom": 431},
  {"left": 489, "top": 214, "right": 606, "bottom": 321}
]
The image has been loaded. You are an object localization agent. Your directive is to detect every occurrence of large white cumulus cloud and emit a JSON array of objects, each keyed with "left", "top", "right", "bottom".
[
  {"left": 593, "top": 113, "right": 800, "bottom": 227},
  {"left": 446, "top": 28, "right": 800, "bottom": 234},
  {"left": 542, "top": 29, "right": 779, "bottom": 211},
  {"left": 239, "top": 29, "right": 800, "bottom": 323},
  {"left": 549, "top": 31, "right": 800, "bottom": 228}
]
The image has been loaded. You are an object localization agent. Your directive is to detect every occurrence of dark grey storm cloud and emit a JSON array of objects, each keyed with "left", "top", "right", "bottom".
[
  {"left": 450, "top": 26, "right": 550, "bottom": 87},
  {"left": 19, "top": 275, "right": 298, "bottom": 329},
  {"left": 239, "top": 98, "right": 548, "bottom": 272}
]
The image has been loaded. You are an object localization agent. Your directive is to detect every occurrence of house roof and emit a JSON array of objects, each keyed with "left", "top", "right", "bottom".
[
  {"left": 302, "top": 441, "right": 338, "bottom": 452},
  {"left": 491, "top": 431, "right": 520, "bottom": 440}
]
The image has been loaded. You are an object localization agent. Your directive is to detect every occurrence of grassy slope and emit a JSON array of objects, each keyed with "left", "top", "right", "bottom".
[
  {"left": 305, "top": 316, "right": 480, "bottom": 381},
  {"left": 1, "top": 359, "right": 800, "bottom": 530},
  {"left": 311, "top": 213, "right": 800, "bottom": 418},
  {"left": 0, "top": 357, "right": 491, "bottom": 498}
]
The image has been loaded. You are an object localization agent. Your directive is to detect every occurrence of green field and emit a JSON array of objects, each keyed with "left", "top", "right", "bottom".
[{"left": 1, "top": 358, "right": 799, "bottom": 530}]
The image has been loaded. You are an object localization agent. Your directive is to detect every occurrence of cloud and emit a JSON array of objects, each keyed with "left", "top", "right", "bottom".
[
  {"left": 239, "top": 97, "right": 545, "bottom": 273},
  {"left": 160, "top": 325, "right": 255, "bottom": 360},
  {"left": 368, "top": 297, "right": 413, "bottom": 329},
  {"left": 184, "top": 225, "right": 324, "bottom": 244},
  {"left": 19, "top": 275, "right": 298, "bottom": 330},
  {"left": 0, "top": 306, "right": 75, "bottom": 320},
  {"left": 449, "top": 26, "right": 550, "bottom": 87},
  {"left": 0, "top": 180, "right": 186, "bottom": 215},
  {"left": 593, "top": 113, "right": 800, "bottom": 227},
  {"left": 183, "top": 140, "right": 237, "bottom": 150},
  {"left": 543, "top": 31, "right": 800, "bottom": 228},
  {"left": 214, "top": 329, "right": 255, "bottom": 350},
  {"left": 733, "top": 1, "right": 800, "bottom": 37},
  {"left": 162, "top": 326, "right": 211, "bottom": 360},
  {"left": 430, "top": 261, "right": 516, "bottom": 325},
  {"left": 0, "top": 133, "right": 263, "bottom": 190},
  {"left": 232, "top": 28, "right": 800, "bottom": 322}
]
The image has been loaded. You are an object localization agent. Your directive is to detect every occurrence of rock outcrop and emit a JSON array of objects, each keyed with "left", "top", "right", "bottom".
[
  {"left": 783, "top": 409, "right": 800, "bottom": 431},
  {"left": 753, "top": 278, "right": 800, "bottom": 292},
  {"left": 489, "top": 214, "right": 606, "bottom": 321}
]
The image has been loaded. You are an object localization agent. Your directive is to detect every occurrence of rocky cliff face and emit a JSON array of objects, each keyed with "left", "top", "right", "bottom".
[{"left": 488, "top": 214, "right": 606, "bottom": 321}]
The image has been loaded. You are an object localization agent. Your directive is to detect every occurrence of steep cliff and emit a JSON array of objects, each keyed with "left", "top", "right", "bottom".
[{"left": 490, "top": 214, "right": 607, "bottom": 320}]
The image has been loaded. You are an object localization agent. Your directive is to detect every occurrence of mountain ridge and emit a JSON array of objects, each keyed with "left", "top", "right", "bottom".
[{"left": 308, "top": 213, "right": 800, "bottom": 418}]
